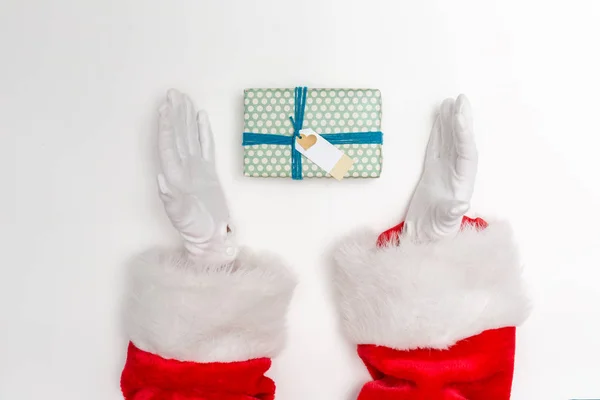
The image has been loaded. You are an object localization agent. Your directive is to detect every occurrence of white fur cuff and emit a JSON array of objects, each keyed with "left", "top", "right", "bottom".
[
  {"left": 125, "top": 248, "right": 297, "bottom": 363},
  {"left": 334, "top": 221, "right": 531, "bottom": 350}
]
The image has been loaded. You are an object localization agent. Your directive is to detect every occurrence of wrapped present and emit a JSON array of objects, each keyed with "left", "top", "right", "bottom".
[{"left": 242, "top": 87, "right": 383, "bottom": 179}]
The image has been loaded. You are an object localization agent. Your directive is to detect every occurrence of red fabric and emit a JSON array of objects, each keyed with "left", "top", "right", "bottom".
[
  {"left": 121, "top": 343, "right": 276, "bottom": 400},
  {"left": 360, "top": 216, "right": 516, "bottom": 399},
  {"left": 356, "top": 328, "right": 516, "bottom": 400}
]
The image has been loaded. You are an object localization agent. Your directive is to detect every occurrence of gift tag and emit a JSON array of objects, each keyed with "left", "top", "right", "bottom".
[{"left": 295, "top": 129, "right": 354, "bottom": 180}]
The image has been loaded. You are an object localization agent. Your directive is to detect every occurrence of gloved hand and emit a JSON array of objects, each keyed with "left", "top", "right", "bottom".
[
  {"left": 157, "top": 89, "right": 237, "bottom": 263},
  {"left": 403, "top": 94, "right": 478, "bottom": 242},
  {"left": 335, "top": 95, "right": 529, "bottom": 400},
  {"left": 122, "top": 92, "right": 297, "bottom": 400}
]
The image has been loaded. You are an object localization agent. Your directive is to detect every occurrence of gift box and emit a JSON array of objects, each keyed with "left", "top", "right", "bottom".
[{"left": 242, "top": 87, "right": 383, "bottom": 179}]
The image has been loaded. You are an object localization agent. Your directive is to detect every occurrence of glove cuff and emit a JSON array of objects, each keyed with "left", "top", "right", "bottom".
[
  {"left": 333, "top": 219, "right": 531, "bottom": 351},
  {"left": 124, "top": 247, "right": 297, "bottom": 363}
]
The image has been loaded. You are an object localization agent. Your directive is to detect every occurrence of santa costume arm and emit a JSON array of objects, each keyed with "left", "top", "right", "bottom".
[
  {"left": 120, "top": 90, "right": 296, "bottom": 400},
  {"left": 333, "top": 95, "right": 531, "bottom": 400}
]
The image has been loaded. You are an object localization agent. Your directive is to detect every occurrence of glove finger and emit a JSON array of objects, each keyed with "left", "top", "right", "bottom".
[
  {"left": 158, "top": 99, "right": 183, "bottom": 182},
  {"left": 440, "top": 98, "right": 455, "bottom": 155},
  {"left": 455, "top": 93, "right": 473, "bottom": 124},
  {"left": 426, "top": 115, "right": 442, "bottom": 161},
  {"left": 167, "top": 89, "right": 191, "bottom": 160},
  {"left": 453, "top": 95, "right": 478, "bottom": 191},
  {"left": 197, "top": 110, "right": 216, "bottom": 162},
  {"left": 183, "top": 93, "right": 201, "bottom": 156},
  {"left": 453, "top": 94, "right": 477, "bottom": 160}
]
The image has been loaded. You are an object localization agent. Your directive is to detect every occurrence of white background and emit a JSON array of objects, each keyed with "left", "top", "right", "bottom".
[{"left": 2, "top": 0, "right": 600, "bottom": 399}]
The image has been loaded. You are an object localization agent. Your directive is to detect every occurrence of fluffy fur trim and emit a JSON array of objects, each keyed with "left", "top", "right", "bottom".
[
  {"left": 333, "top": 220, "right": 531, "bottom": 350},
  {"left": 125, "top": 248, "right": 297, "bottom": 363}
]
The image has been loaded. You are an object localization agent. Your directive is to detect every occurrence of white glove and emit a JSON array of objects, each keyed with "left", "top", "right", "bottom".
[
  {"left": 404, "top": 94, "right": 478, "bottom": 242},
  {"left": 157, "top": 89, "right": 237, "bottom": 263}
]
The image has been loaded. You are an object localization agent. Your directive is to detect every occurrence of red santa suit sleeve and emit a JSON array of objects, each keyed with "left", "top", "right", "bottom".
[
  {"left": 333, "top": 217, "right": 531, "bottom": 400},
  {"left": 120, "top": 248, "right": 297, "bottom": 400}
]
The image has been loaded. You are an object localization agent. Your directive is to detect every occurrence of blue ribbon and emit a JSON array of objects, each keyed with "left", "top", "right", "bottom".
[
  {"left": 242, "top": 86, "right": 383, "bottom": 180},
  {"left": 289, "top": 86, "right": 307, "bottom": 179}
]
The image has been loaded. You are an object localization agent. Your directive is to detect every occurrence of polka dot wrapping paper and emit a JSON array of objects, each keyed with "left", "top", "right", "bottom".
[{"left": 242, "top": 88, "right": 383, "bottom": 179}]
